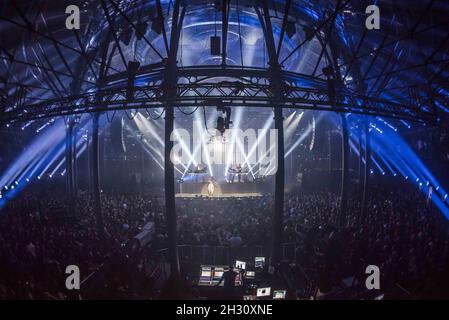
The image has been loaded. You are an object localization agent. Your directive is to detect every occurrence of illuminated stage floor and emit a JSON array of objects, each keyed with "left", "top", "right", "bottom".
[
  {"left": 175, "top": 193, "right": 263, "bottom": 199},
  {"left": 177, "top": 180, "right": 273, "bottom": 196}
]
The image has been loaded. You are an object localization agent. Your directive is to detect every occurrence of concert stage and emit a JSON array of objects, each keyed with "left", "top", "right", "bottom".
[
  {"left": 175, "top": 179, "right": 273, "bottom": 197},
  {"left": 175, "top": 193, "right": 263, "bottom": 199}
]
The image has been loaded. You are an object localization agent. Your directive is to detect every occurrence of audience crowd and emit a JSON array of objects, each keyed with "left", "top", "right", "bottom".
[
  {"left": 1, "top": 180, "right": 449, "bottom": 299},
  {"left": 0, "top": 186, "right": 162, "bottom": 299}
]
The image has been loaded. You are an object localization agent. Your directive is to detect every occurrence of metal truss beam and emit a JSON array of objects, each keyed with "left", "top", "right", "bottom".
[{"left": 1, "top": 67, "right": 435, "bottom": 125}]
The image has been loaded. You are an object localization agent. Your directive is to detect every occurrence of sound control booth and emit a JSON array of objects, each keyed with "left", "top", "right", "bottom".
[{"left": 197, "top": 257, "right": 287, "bottom": 300}]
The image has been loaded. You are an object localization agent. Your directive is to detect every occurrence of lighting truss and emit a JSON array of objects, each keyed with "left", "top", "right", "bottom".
[{"left": 1, "top": 67, "right": 435, "bottom": 124}]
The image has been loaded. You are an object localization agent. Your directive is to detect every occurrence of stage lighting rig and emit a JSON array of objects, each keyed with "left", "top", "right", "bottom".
[
  {"left": 216, "top": 106, "right": 232, "bottom": 135},
  {"left": 217, "top": 80, "right": 244, "bottom": 95}
]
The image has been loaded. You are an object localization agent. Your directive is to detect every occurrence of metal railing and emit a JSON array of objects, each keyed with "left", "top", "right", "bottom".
[{"left": 156, "top": 242, "right": 298, "bottom": 265}]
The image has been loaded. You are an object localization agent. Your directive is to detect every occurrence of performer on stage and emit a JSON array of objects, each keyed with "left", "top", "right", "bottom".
[{"left": 207, "top": 176, "right": 215, "bottom": 196}]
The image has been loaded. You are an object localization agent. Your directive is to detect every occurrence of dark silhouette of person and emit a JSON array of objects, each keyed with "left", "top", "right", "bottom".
[
  {"left": 217, "top": 265, "right": 238, "bottom": 298},
  {"left": 236, "top": 164, "right": 242, "bottom": 182}
]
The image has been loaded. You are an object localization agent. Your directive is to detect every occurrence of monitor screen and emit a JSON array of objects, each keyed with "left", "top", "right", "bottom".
[
  {"left": 256, "top": 287, "right": 271, "bottom": 297},
  {"left": 201, "top": 270, "right": 211, "bottom": 277},
  {"left": 243, "top": 295, "right": 255, "bottom": 300},
  {"left": 245, "top": 271, "right": 255, "bottom": 279},
  {"left": 199, "top": 266, "right": 213, "bottom": 286},
  {"left": 255, "top": 257, "right": 265, "bottom": 268},
  {"left": 234, "top": 273, "right": 242, "bottom": 286},
  {"left": 235, "top": 260, "right": 246, "bottom": 270},
  {"left": 214, "top": 270, "right": 224, "bottom": 278},
  {"left": 273, "top": 290, "right": 286, "bottom": 299}
]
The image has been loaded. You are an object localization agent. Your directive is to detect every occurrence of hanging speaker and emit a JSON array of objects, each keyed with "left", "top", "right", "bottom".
[
  {"left": 127, "top": 61, "right": 140, "bottom": 100},
  {"left": 210, "top": 36, "right": 221, "bottom": 55},
  {"left": 135, "top": 22, "right": 148, "bottom": 40},
  {"left": 151, "top": 17, "right": 163, "bottom": 34},
  {"left": 303, "top": 26, "right": 314, "bottom": 41},
  {"left": 286, "top": 21, "right": 296, "bottom": 38},
  {"left": 111, "top": 116, "right": 125, "bottom": 155},
  {"left": 120, "top": 28, "right": 133, "bottom": 45}
]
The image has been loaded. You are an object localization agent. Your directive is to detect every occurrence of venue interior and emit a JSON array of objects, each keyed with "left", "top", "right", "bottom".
[{"left": 1, "top": 0, "right": 449, "bottom": 300}]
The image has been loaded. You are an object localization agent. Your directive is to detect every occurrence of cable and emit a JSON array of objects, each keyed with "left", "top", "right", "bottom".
[
  {"left": 177, "top": 106, "right": 199, "bottom": 115},
  {"left": 146, "top": 108, "right": 165, "bottom": 120}
]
